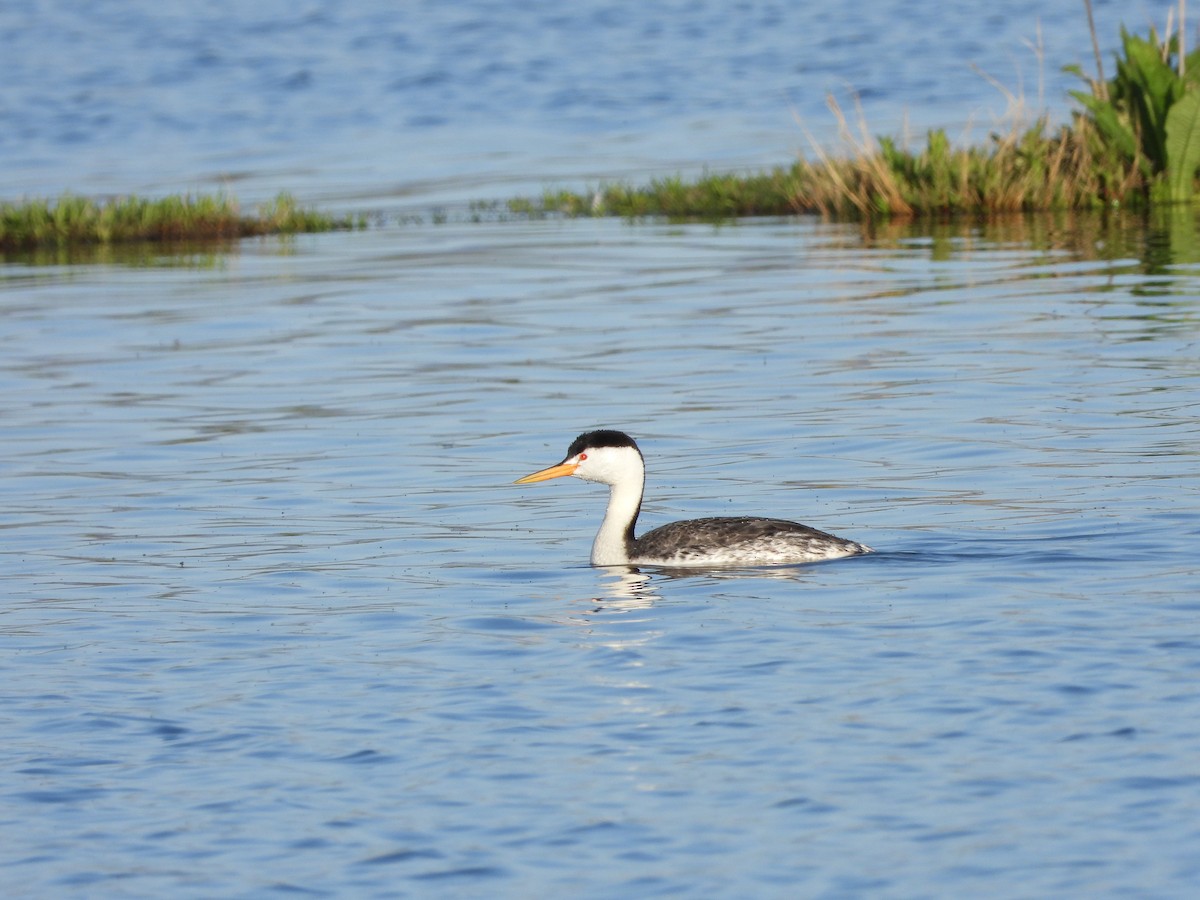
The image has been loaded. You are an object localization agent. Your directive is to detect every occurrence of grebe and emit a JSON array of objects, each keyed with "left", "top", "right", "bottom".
[{"left": 514, "top": 429, "right": 872, "bottom": 567}]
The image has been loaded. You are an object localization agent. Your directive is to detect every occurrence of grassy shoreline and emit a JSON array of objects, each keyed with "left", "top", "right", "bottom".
[
  {"left": 510, "top": 117, "right": 1142, "bottom": 221},
  {"left": 0, "top": 192, "right": 362, "bottom": 251},
  {"left": 512, "top": 11, "right": 1200, "bottom": 221}
]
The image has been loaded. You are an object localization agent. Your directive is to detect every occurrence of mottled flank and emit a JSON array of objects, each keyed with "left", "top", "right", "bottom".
[{"left": 633, "top": 516, "right": 872, "bottom": 567}]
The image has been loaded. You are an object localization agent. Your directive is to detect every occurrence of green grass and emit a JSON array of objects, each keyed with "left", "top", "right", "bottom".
[
  {"left": 0, "top": 192, "right": 363, "bottom": 250},
  {"left": 509, "top": 114, "right": 1146, "bottom": 222}
]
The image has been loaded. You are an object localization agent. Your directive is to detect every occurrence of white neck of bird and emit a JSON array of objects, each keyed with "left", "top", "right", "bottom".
[{"left": 591, "top": 471, "right": 643, "bottom": 566}]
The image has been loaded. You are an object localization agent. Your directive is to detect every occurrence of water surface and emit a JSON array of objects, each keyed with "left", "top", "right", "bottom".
[
  {"left": 3, "top": 216, "right": 1199, "bottom": 896},
  {"left": 3, "top": 1, "right": 1200, "bottom": 896}
]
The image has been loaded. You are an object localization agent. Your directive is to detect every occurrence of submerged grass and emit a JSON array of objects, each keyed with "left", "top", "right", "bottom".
[{"left": 0, "top": 192, "right": 362, "bottom": 250}]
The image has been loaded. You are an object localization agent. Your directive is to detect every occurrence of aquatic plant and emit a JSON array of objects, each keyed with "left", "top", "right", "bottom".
[
  {"left": 0, "top": 192, "right": 361, "bottom": 250},
  {"left": 1067, "top": 11, "right": 1200, "bottom": 202},
  {"left": 510, "top": 100, "right": 1152, "bottom": 221},
  {"left": 512, "top": 117, "right": 1137, "bottom": 221}
]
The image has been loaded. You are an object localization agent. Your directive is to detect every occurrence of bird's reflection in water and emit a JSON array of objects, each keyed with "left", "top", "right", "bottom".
[
  {"left": 577, "top": 561, "right": 819, "bottom": 612},
  {"left": 580, "top": 567, "right": 659, "bottom": 611}
]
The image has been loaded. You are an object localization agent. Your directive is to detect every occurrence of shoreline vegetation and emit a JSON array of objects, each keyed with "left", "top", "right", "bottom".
[
  {"left": 0, "top": 192, "right": 363, "bottom": 252},
  {"left": 4, "top": 6, "right": 1200, "bottom": 248},
  {"left": 513, "top": 3, "right": 1200, "bottom": 221}
]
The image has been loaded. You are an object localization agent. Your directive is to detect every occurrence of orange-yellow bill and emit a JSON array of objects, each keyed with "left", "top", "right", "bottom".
[{"left": 513, "top": 461, "right": 578, "bottom": 484}]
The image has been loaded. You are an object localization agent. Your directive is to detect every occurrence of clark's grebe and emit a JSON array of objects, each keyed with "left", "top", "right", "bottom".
[{"left": 514, "top": 429, "right": 872, "bottom": 567}]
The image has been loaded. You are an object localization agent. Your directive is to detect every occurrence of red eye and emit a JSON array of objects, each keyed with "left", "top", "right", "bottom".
[{"left": 579, "top": 453, "right": 588, "bottom": 460}]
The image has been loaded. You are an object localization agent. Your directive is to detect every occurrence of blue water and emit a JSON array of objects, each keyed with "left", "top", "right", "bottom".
[
  {"left": 4, "top": 2, "right": 1200, "bottom": 898},
  {"left": 4, "top": 218, "right": 1199, "bottom": 896},
  {"left": 0, "top": 0, "right": 1174, "bottom": 209}
]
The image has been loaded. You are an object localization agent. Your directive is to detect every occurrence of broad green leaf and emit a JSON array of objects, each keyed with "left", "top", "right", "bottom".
[{"left": 1165, "top": 90, "right": 1200, "bottom": 201}]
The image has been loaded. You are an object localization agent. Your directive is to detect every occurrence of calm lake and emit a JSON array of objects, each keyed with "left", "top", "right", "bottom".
[{"left": 3, "top": 1, "right": 1200, "bottom": 898}]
